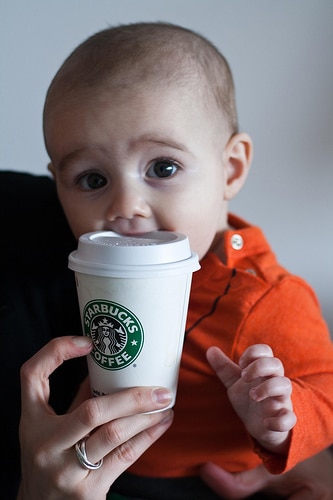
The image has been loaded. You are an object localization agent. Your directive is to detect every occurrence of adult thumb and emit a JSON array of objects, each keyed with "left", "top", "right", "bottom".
[{"left": 200, "top": 462, "right": 269, "bottom": 499}]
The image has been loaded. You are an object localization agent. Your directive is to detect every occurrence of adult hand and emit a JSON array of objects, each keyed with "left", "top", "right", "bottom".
[
  {"left": 18, "top": 336, "right": 173, "bottom": 500},
  {"left": 200, "top": 449, "right": 333, "bottom": 499}
]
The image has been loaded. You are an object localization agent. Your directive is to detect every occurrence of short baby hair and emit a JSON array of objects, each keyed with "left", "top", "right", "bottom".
[{"left": 44, "top": 22, "right": 238, "bottom": 136}]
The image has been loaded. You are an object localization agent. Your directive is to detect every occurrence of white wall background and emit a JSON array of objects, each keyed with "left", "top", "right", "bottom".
[{"left": 1, "top": 0, "right": 332, "bottom": 333}]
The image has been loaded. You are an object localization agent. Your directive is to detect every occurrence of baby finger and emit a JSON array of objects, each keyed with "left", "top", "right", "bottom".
[
  {"left": 239, "top": 344, "right": 274, "bottom": 369},
  {"left": 264, "top": 408, "right": 297, "bottom": 432},
  {"left": 250, "top": 376, "right": 293, "bottom": 402},
  {"left": 242, "top": 356, "right": 285, "bottom": 383}
]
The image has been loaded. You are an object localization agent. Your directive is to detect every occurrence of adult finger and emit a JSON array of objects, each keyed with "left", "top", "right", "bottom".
[
  {"left": 97, "top": 410, "right": 174, "bottom": 481},
  {"left": 200, "top": 462, "right": 269, "bottom": 499},
  {"left": 288, "top": 488, "right": 331, "bottom": 500},
  {"left": 63, "top": 385, "right": 173, "bottom": 448},
  {"left": 20, "top": 336, "right": 93, "bottom": 415}
]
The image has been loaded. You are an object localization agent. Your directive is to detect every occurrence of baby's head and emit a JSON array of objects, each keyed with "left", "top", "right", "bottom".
[
  {"left": 44, "top": 22, "right": 238, "bottom": 143},
  {"left": 44, "top": 22, "right": 251, "bottom": 261}
]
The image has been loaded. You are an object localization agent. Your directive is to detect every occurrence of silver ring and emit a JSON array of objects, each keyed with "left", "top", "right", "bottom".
[{"left": 75, "top": 437, "right": 103, "bottom": 470}]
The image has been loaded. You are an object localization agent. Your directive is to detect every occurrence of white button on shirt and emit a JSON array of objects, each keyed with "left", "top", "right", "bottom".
[{"left": 231, "top": 234, "right": 244, "bottom": 250}]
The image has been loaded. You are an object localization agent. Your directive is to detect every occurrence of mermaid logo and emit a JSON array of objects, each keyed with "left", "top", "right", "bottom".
[{"left": 83, "top": 299, "right": 144, "bottom": 370}]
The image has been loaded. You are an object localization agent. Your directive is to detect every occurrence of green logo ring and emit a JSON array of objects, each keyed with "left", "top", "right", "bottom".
[{"left": 83, "top": 299, "right": 144, "bottom": 370}]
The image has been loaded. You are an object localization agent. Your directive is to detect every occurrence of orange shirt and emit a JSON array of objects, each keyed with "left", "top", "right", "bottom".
[{"left": 130, "top": 214, "right": 333, "bottom": 477}]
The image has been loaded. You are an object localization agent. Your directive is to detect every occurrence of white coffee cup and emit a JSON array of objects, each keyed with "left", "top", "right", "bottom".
[{"left": 68, "top": 231, "right": 200, "bottom": 409}]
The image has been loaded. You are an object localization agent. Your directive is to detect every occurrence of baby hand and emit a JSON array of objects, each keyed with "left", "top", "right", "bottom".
[{"left": 207, "top": 344, "right": 297, "bottom": 455}]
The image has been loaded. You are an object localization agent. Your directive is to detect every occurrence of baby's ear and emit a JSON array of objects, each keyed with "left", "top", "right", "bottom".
[
  {"left": 223, "top": 133, "right": 253, "bottom": 200},
  {"left": 47, "top": 162, "right": 56, "bottom": 179}
]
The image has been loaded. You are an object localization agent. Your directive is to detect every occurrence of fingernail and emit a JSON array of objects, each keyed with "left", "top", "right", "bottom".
[
  {"left": 159, "top": 409, "right": 174, "bottom": 425},
  {"left": 72, "top": 336, "right": 93, "bottom": 348},
  {"left": 153, "top": 388, "right": 172, "bottom": 405},
  {"left": 250, "top": 387, "right": 258, "bottom": 400}
]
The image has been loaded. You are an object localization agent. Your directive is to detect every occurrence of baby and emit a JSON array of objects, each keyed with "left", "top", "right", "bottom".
[{"left": 41, "top": 22, "right": 333, "bottom": 497}]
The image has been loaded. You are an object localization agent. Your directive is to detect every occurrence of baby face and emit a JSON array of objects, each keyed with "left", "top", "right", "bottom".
[{"left": 46, "top": 84, "right": 231, "bottom": 260}]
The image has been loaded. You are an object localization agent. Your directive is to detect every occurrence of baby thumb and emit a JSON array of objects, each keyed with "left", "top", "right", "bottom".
[{"left": 206, "top": 346, "right": 241, "bottom": 389}]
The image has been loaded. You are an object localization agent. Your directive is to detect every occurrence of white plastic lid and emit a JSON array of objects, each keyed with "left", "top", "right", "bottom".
[{"left": 68, "top": 231, "right": 200, "bottom": 277}]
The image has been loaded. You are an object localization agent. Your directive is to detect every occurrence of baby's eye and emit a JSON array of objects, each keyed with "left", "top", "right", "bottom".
[
  {"left": 78, "top": 173, "right": 107, "bottom": 190},
  {"left": 146, "top": 160, "right": 179, "bottom": 179}
]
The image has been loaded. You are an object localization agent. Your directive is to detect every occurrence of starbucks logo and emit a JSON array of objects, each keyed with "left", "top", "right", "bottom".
[{"left": 83, "top": 299, "right": 144, "bottom": 370}]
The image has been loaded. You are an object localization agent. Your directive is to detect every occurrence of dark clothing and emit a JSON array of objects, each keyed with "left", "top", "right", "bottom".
[{"left": 0, "top": 172, "right": 86, "bottom": 498}]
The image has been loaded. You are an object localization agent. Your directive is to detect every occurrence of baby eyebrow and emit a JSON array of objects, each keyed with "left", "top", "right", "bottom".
[
  {"left": 133, "top": 134, "right": 189, "bottom": 153},
  {"left": 57, "top": 147, "right": 104, "bottom": 170},
  {"left": 57, "top": 151, "right": 82, "bottom": 171}
]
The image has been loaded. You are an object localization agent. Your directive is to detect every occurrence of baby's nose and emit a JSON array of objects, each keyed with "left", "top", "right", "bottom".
[{"left": 105, "top": 184, "right": 151, "bottom": 222}]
